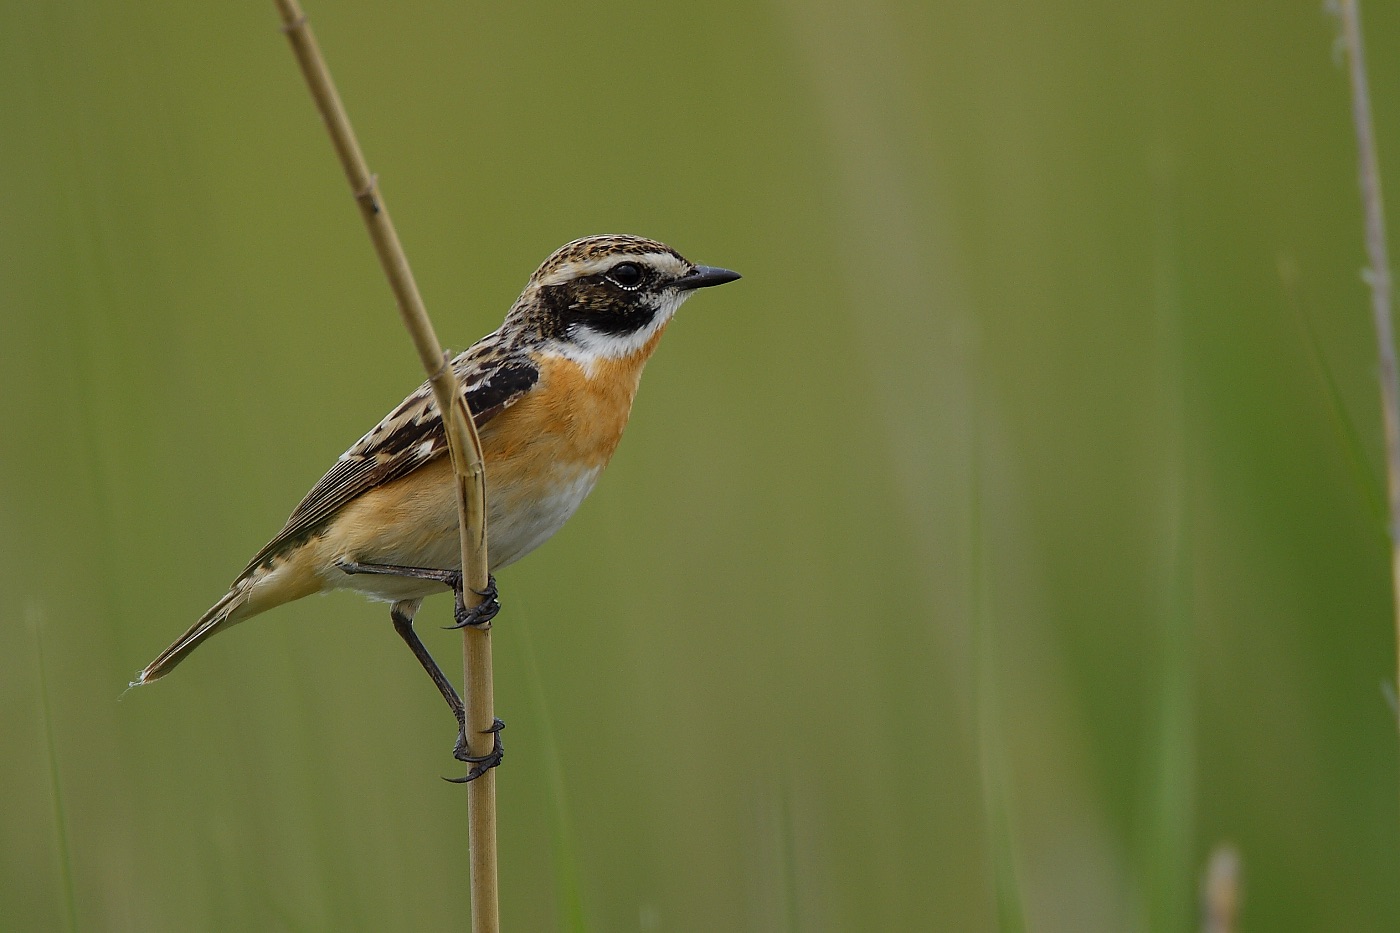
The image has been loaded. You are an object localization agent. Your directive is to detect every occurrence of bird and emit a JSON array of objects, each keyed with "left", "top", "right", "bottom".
[{"left": 134, "top": 234, "right": 740, "bottom": 780}]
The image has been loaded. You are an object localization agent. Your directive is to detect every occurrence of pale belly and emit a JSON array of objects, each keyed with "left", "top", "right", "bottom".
[
  {"left": 304, "top": 457, "right": 604, "bottom": 604},
  {"left": 486, "top": 466, "right": 603, "bottom": 569}
]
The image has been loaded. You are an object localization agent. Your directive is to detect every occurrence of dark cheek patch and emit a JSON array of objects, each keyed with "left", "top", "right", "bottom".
[
  {"left": 586, "top": 302, "right": 657, "bottom": 337},
  {"left": 544, "top": 282, "right": 658, "bottom": 338}
]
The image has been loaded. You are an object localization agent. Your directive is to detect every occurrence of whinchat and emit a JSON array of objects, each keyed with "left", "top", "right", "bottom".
[{"left": 136, "top": 234, "right": 740, "bottom": 779}]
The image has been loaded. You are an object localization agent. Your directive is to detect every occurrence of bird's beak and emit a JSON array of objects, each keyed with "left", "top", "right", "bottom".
[{"left": 674, "top": 265, "right": 742, "bottom": 291}]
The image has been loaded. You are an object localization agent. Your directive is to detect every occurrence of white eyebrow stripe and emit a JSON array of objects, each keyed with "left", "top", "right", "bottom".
[{"left": 534, "top": 252, "right": 688, "bottom": 287}]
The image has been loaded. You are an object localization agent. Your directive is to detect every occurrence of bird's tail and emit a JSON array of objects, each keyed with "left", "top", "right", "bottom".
[{"left": 133, "top": 586, "right": 250, "bottom": 686}]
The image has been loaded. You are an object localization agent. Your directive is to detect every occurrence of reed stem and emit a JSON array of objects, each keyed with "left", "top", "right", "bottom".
[
  {"left": 1335, "top": 1, "right": 1400, "bottom": 742},
  {"left": 269, "top": 3, "right": 498, "bottom": 928}
]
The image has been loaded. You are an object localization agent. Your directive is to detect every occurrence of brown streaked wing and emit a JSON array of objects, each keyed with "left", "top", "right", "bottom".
[{"left": 237, "top": 343, "right": 539, "bottom": 576}]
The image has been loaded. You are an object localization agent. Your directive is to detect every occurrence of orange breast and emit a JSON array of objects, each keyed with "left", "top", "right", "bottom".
[
  {"left": 480, "top": 330, "right": 665, "bottom": 480},
  {"left": 318, "top": 329, "right": 668, "bottom": 581},
  {"left": 473, "top": 329, "right": 667, "bottom": 566}
]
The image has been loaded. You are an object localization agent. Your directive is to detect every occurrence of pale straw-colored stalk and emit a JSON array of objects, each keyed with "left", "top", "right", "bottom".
[
  {"left": 1199, "top": 845, "right": 1240, "bottom": 933},
  {"left": 1334, "top": 2, "right": 1400, "bottom": 738},
  {"left": 1331, "top": 11, "right": 1400, "bottom": 893},
  {"left": 270, "top": 2, "right": 499, "bottom": 928}
]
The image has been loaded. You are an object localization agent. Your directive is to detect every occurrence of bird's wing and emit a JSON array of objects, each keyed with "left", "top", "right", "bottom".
[{"left": 239, "top": 338, "right": 539, "bottom": 575}]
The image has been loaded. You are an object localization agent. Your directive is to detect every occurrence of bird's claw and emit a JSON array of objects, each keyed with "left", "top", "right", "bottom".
[
  {"left": 446, "top": 718, "right": 505, "bottom": 783},
  {"left": 445, "top": 574, "right": 500, "bottom": 630}
]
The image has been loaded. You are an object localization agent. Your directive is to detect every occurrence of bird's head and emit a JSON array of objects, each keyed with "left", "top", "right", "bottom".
[{"left": 508, "top": 234, "right": 740, "bottom": 360}]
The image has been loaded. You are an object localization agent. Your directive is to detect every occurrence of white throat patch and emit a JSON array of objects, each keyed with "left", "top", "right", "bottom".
[{"left": 548, "top": 288, "right": 695, "bottom": 374}]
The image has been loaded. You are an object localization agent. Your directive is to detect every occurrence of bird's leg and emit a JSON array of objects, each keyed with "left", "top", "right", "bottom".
[
  {"left": 389, "top": 599, "right": 463, "bottom": 725},
  {"left": 346, "top": 565, "right": 504, "bottom": 783},
  {"left": 387, "top": 601, "right": 506, "bottom": 783},
  {"left": 336, "top": 559, "right": 500, "bottom": 630}
]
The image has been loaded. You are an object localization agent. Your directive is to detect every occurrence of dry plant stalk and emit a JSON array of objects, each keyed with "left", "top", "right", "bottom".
[
  {"left": 270, "top": 1, "right": 499, "bottom": 929},
  {"left": 1198, "top": 845, "right": 1240, "bottom": 933},
  {"left": 1335, "top": 0, "right": 1400, "bottom": 736}
]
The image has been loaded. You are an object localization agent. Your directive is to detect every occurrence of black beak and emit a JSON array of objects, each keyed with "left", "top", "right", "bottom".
[{"left": 674, "top": 265, "right": 741, "bottom": 291}]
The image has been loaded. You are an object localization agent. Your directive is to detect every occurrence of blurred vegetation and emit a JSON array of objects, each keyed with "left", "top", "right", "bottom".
[{"left": 3, "top": 1, "right": 1400, "bottom": 930}]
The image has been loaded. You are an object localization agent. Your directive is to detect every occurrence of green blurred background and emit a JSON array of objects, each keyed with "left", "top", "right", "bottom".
[{"left": 3, "top": 1, "right": 1399, "bottom": 929}]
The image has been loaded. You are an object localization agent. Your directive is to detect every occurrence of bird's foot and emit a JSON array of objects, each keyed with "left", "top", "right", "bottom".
[
  {"left": 444, "top": 573, "right": 499, "bottom": 630},
  {"left": 447, "top": 718, "right": 505, "bottom": 784}
]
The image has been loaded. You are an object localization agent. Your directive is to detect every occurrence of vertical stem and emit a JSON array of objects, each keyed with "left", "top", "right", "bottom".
[
  {"left": 1335, "top": 0, "right": 1400, "bottom": 731},
  {"left": 269, "top": 2, "right": 498, "bottom": 929},
  {"left": 969, "top": 406, "right": 1027, "bottom": 933},
  {"left": 1198, "top": 845, "right": 1240, "bottom": 933},
  {"left": 463, "top": 615, "right": 498, "bottom": 933},
  {"left": 33, "top": 614, "right": 78, "bottom": 933}
]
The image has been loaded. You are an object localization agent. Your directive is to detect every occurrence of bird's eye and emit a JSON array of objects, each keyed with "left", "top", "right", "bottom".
[{"left": 606, "top": 262, "right": 644, "bottom": 289}]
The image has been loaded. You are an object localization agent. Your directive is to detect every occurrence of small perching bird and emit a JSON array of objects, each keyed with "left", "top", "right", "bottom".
[{"left": 135, "top": 234, "right": 740, "bottom": 780}]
